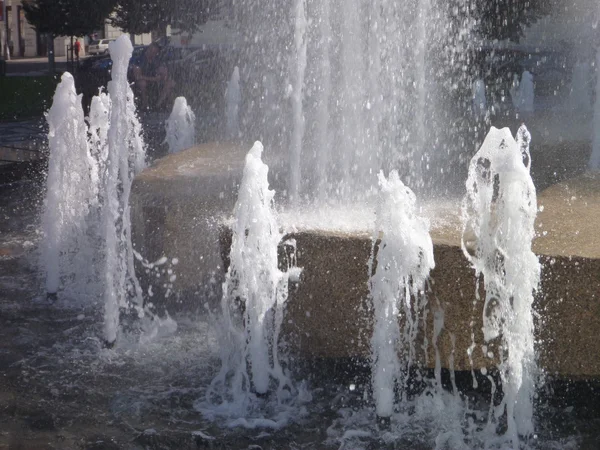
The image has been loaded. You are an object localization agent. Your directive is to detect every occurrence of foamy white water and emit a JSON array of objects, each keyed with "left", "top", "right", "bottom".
[
  {"left": 462, "top": 125, "right": 540, "bottom": 446},
  {"left": 165, "top": 96, "right": 196, "bottom": 154},
  {"left": 206, "top": 141, "right": 295, "bottom": 416},
  {"left": 369, "top": 170, "right": 435, "bottom": 417},
  {"left": 42, "top": 72, "right": 98, "bottom": 295}
]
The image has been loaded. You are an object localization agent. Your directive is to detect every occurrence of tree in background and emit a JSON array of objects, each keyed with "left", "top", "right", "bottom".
[
  {"left": 23, "top": 0, "right": 116, "bottom": 73},
  {"left": 111, "top": 0, "right": 217, "bottom": 40}
]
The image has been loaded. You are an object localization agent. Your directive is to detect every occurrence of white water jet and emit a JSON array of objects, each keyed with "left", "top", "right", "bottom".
[
  {"left": 42, "top": 72, "right": 98, "bottom": 295},
  {"left": 590, "top": 47, "right": 600, "bottom": 169},
  {"left": 225, "top": 66, "right": 241, "bottom": 139},
  {"left": 165, "top": 96, "right": 196, "bottom": 154},
  {"left": 88, "top": 92, "right": 111, "bottom": 191},
  {"left": 512, "top": 71, "right": 535, "bottom": 114},
  {"left": 289, "top": 0, "right": 307, "bottom": 203},
  {"left": 369, "top": 170, "right": 434, "bottom": 418},
  {"left": 208, "top": 141, "right": 294, "bottom": 410},
  {"left": 461, "top": 125, "right": 540, "bottom": 446},
  {"left": 103, "top": 35, "right": 147, "bottom": 345}
]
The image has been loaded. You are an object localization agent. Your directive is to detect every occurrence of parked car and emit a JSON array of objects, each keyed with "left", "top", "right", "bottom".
[{"left": 88, "top": 39, "right": 115, "bottom": 55}]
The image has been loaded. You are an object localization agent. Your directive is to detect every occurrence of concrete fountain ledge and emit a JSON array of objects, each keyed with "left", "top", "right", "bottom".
[{"left": 131, "top": 142, "right": 600, "bottom": 379}]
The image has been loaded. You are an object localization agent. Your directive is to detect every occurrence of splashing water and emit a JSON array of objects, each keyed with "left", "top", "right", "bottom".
[
  {"left": 461, "top": 125, "right": 540, "bottom": 447},
  {"left": 42, "top": 72, "right": 98, "bottom": 296},
  {"left": 369, "top": 170, "right": 435, "bottom": 418},
  {"left": 165, "top": 96, "right": 196, "bottom": 154},
  {"left": 103, "top": 35, "right": 147, "bottom": 345},
  {"left": 225, "top": 66, "right": 242, "bottom": 139},
  {"left": 203, "top": 141, "right": 298, "bottom": 420}
]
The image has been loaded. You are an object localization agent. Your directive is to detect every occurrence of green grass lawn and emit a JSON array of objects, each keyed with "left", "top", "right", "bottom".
[{"left": 0, "top": 76, "right": 59, "bottom": 121}]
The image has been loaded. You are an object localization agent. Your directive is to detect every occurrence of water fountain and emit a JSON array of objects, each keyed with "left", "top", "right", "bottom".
[
  {"left": 369, "top": 171, "right": 434, "bottom": 418},
  {"left": 27, "top": 1, "right": 600, "bottom": 449},
  {"left": 102, "top": 36, "right": 147, "bottom": 345},
  {"left": 42, "top": 72, "right": 98, "bottom": 297},
  {"left": 462, "top": 125, "right": 539, "bottom": 445},
  {"left": 165, "top": 96, "right": 196, "bottom": 154},
  {"left": 42, "top": 35, "right": 148, "bottom": 344}
]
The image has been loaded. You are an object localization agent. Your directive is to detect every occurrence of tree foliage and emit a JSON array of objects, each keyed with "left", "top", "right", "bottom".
[
  {"left": 22, "top": 0, "right": 117, "bottom": 37},
  {"left": 111, "top": 0, "right": 218, "bottom": 35},
  {"left": 472, "top": 0, "right": 556, "bottom": 42}
]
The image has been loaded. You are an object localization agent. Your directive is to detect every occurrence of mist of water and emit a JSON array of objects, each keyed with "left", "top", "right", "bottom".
[
  {"left": 569, "top": 61, "right": 592, "bottom": 112},
  {"left": 225, "top": 66, "right": 241, "bottom": 139},
  {"left": 165, "top": 96, "right": 196, "bottom": 154},
  {"left": 289, "top": 0, "right": 307, "bottom": 203},
  {"left": 461, "top": 125, "right": 540, "bottom": 446}
]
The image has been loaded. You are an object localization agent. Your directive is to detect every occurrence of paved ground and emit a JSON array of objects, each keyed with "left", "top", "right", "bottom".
[
  {"left": 0, "top": 119, "right": 47, "bottom": 164},
  {"left": 4, "top": 56, "right": 71, "bottom": 76}
]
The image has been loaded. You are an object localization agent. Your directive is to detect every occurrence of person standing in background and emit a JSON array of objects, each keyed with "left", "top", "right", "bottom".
[{"left": 74, "top": 40, "right": 81, "bottom": 62}]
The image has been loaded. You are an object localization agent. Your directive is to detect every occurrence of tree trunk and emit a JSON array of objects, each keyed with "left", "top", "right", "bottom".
[
  {"left": 47, "top": 33, "right": 55, "bottom": 75},
  {"left": 130, "top": 33, "right": 135, "bottom": 45}
]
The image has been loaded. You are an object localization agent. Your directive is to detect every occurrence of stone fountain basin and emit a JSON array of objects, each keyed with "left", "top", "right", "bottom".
[{"left": 131, "top": 142, "right": 600, "bottom": 379}]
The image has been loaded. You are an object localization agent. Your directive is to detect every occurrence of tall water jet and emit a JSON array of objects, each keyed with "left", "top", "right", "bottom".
[
  {"left": 207, "top": 141, "right": 294, "bottom": 409},
  {"left": 590, "top": 46, "right": 600, "bottom": 169},
  {"left": 339, "top": 0, "right": 366, "bottom": 196},
  {"left": 225, "top": 66, "right": 241, "bottom": 139},
  {"left": 366, "top": 1, "right": 383, "bottom": 186},
  {"left": 369, "top": 170, "right": 434, "bottom": 418},
  {"left": 413, "top": 0, "right": 431, "bottom": 187},
  {"left": 289, "top": 0, "right": 307, "bottom": 203},
  {"left": 103, "top": 35, "right": 147, "bottom": 345},
  {"left": 461, "top": 125, "right": 540, "bottom": 446},
  {"left": 315, "top": 0, "right": 332, "bottom": 202},
  {"left": 42, "top": 72, "right": 98, "bottom": 296},
  {"left": 165, "top": 96, "right": 196, "bottom": 154},
  {"left": 88, "top": 92, "right": 111, "bottom": 184}
]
